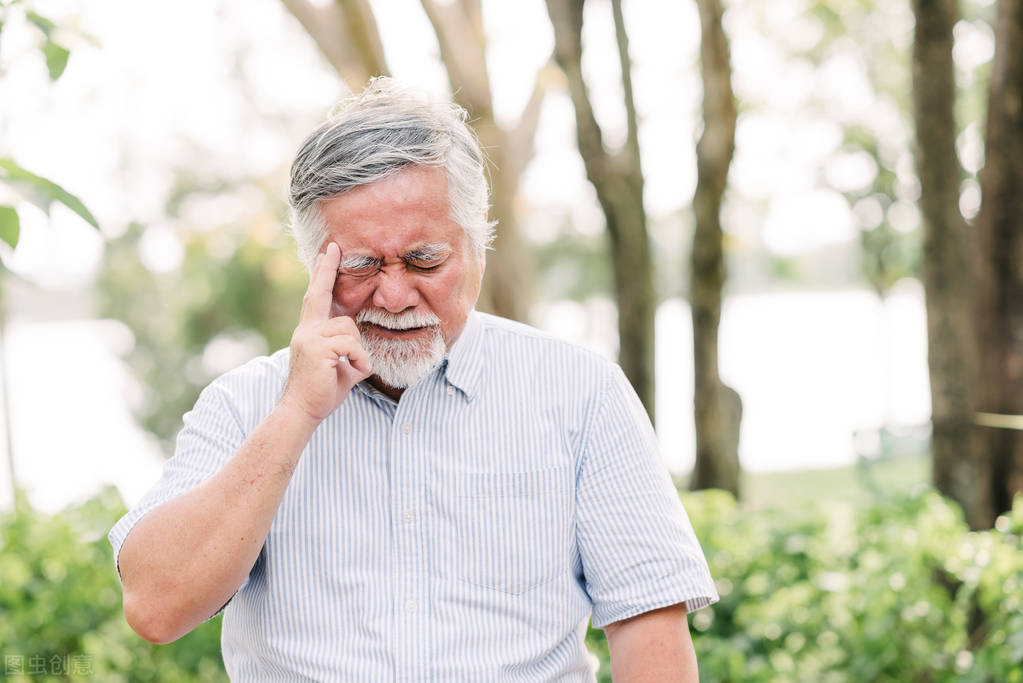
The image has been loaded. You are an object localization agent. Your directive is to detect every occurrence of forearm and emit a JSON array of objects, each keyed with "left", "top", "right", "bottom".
[
  {"left": 118, "top": 404, "right": 318, "bottom": 643},
  {"left": 605, "top": 604, "right": 699, "bottom": 682}
]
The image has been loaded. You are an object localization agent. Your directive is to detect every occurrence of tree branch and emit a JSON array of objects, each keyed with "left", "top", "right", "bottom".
[
  {"left": 547, "top": 0, "right": 609, "bottom": 183},
  {"left": 458, "top": 0, "right": 484, "bottom": 39},
  {"left": 336, "top": 0, "right": 391, "bottom": 79},
  {"left": 611, "top": 0, "right": 640, "bottom": 162},
  {"left": 280, "top": 0, "right": 372, "bottom": 88},
  {"left": 419, "top": 0, "right": 492, "bottom": 119},
  {"left": 504, "top": 57, "right": 558, "bottom": 184}
]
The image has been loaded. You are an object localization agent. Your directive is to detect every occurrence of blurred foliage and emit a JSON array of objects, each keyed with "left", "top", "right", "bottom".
[
  {"left": 731, "top": 0, "right": 995, "bottom": 296},
  {"left": 0, "top": 487, "right": 226, "bottom": 682},
  {"left": 0, "top": 3, "right": 98, "bottom": 251},
  {"left": 96, "top": 187, "right": 307, "bottom": 453},
  {"left": 587, "top": 488, "right": 1023, "bottom": 682},
  {"left": 840, "top": 128, "right": 922, "bottom": 296},
  {"left": 802, "top": 0, "right": 922, "bottom": 295},
  {"left": 0, "top": 158, "right": 98, "bottom": 249},
  {"left": 529, "top": 210, "right": 691, "bottom": 303},
  {"left": 533, "top": 228, "right": 613, "bottom": 302}
]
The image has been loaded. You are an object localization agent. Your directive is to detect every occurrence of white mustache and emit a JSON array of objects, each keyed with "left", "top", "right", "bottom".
[{"left": 356, "top": 308, "right": 441, "bottom": 331}]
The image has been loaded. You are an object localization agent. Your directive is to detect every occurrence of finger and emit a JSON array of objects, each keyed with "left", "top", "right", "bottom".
[
  {"left": 343, "top": 345, "right": 373, "bottom": 375},
  {"left": 319, "top": 315, "right": 360, "bottom": 340},
  {"left": 300, "top": 242, "right": 341, "bottom": 323},
  {"left": 324, "top": 337, "right": 372, "bottom": 375},
  {"left": 321, "top": 318, "right": 360, "bottom": 365}
]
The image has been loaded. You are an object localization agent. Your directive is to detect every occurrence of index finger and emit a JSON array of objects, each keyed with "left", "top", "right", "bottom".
[{"left": 301, "top": 241, "right": 341, "bottom": 322}]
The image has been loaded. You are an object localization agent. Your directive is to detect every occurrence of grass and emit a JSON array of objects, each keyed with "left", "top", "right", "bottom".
[
  {"left": 676, "top": 453, "right": 931, "bottom": 511},
  {"left": 744, "top": 453, "right": 930, "bottom": 510}
]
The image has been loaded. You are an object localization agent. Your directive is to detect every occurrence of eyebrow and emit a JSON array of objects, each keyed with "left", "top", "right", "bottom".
[
  {"left": 337, "top": 243, "right": 452, "bottom": 272},
  {"left": 403, "top": 243, "right": 451, "bottom": 262},
  {"left": 339, "top": 254, "right": 382, "bottom": 271}
]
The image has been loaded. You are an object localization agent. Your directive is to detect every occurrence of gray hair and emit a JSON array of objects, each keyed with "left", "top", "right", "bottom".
[{"left": 288, "top": 77, "right": 496, "bottom": 270}]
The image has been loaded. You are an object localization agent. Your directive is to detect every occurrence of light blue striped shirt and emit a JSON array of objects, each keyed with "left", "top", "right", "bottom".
[{"left": 110, "top": 311, "right": 718, "bottom": 681}]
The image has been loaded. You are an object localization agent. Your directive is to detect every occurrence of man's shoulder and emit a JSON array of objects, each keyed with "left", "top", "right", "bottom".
[
  {"left": 207, "top": 347, "right": 291, "bottom": 394},
  {"left": 479, "top": 312, "right": 597, "bottom": 349},
  {"left": 181, "top": 349, "right": 290, "bottom": 433},
  {"left": 475, "top": 312, "right": 618, "bottom": 375}
]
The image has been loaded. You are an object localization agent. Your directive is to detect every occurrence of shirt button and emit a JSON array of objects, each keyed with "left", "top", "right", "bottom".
[
  {"left": 446, "top": 385, "right": 455, "bottom": 396},
  {"left": 403, "top": 511, "right": 414, "bottom": 524},
  {"left": 401, "top": 422, "right": 412, "bottom": 434},
  {"left": 405, "top": 600, "right": 417, "bottom": 613}
]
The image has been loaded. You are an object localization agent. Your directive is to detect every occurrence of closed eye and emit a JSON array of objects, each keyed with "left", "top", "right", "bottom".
[
  {"left": 340, "top": 267, "right": 378, "bottom": 278},
  {"left": 407, "top": 261, "right": 443, "bottom": 272}
]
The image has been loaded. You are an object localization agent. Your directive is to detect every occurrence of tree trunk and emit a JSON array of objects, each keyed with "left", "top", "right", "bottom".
[
  {"left": 689, "top": 0, "right": 741, "bottom": 496},
  {"left": 482, "top": 148, "right": 533, "bottom": 321},
  {"left": 911, "top": 0, "right": 991, "bottom": 528},
  {"left": 973, "top": 0, "right": 1023, "bottom": 520},
  {"left": 546, "top": 0, "right": 657, "bottom": 420}
]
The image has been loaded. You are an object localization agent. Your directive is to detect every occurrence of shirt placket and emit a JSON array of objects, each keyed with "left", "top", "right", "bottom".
[{"left": 390, "top": 399, "right": 428, "bottom": 682}]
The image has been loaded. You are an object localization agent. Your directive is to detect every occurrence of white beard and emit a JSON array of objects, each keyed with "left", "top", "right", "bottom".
[{"left": 356, "top": 308, "right": 446, "bottom": 389}]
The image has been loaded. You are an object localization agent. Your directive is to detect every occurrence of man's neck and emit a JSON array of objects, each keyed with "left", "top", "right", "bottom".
[{"left": 367, "top": 375, "right": 405, "bottom": 402}]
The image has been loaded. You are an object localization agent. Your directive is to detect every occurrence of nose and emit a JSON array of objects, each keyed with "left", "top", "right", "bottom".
[{"left": 371, "top": 268, "right": 420, "bottom": 313}]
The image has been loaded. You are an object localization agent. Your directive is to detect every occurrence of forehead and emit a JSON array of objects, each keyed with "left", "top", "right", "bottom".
[{"left": 317, "top": 166, "right": 465, "bottom": 257}]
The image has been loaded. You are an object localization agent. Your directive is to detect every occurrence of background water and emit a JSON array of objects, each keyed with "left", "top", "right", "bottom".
[{"left": 0, "top": 283, "right": 929, "bottom": 513}]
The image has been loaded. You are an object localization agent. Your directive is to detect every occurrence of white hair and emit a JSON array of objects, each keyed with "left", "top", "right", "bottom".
[{"left": 288, "top": 77, "right": 496, "bottom": 270}]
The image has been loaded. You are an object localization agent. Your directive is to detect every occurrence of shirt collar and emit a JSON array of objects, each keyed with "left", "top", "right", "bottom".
[
  {"left": 441, "top": 309, "right": 485, "bottom": 402},
  {"left": 353, "top": 379, "right": 395, "bottom": 405},
  {"left": 352, "top": 310, "right": 486, "bottom": 404}
]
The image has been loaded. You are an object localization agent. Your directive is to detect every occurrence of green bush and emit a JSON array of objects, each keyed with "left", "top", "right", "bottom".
[
  {"left": 678, "top": 487, "right": 1023, "bottom": 682},
  {"left": 0, "top": 488, "right": 226, "bottom": 682},
  {"left": 586, "top": 489, "right": 1023, "bottom": 682}
]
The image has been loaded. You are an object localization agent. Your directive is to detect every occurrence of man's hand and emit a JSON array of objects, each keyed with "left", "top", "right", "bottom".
[
  {"left": 280, "top": 242, "right": 373, "bottom": 425},
  {"left": 121, "top": 244, "right": 372, "bottom": 644}
]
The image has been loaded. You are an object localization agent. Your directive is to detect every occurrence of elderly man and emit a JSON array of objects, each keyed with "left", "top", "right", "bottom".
[{"left": 110, "top": 78, "right": 718, "bottom": 681}]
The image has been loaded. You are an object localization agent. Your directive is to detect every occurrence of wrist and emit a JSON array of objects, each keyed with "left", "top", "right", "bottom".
[{"left": 271, "top": 397, "right": 323, "bottom": 437}]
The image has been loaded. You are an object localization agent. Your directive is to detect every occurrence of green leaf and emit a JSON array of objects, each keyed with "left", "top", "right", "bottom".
[
  {"left": 0, "top": 158, "right": 99, "bottom": 229},
  {"left": 0, "top": 206, "right": 19, "bottom": 248},
  {"left": 26, "top": 11, "right": 56, "bottom": 37},
  {"left": 42, "top": 40, "right": 70, "bottom": 80}
]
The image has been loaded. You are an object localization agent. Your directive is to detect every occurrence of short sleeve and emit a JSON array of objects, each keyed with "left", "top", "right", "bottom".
[
  {"left": 108, "top": 378, "right": 248, "bottom": 581},
  {"left": 576, "top": 365, "right": 719, "bottom": 628}
]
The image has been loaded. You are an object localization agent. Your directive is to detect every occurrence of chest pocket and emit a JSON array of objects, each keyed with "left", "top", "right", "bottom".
[{"left": 435, "top": 465, "right": 572, "bottom": 595}]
